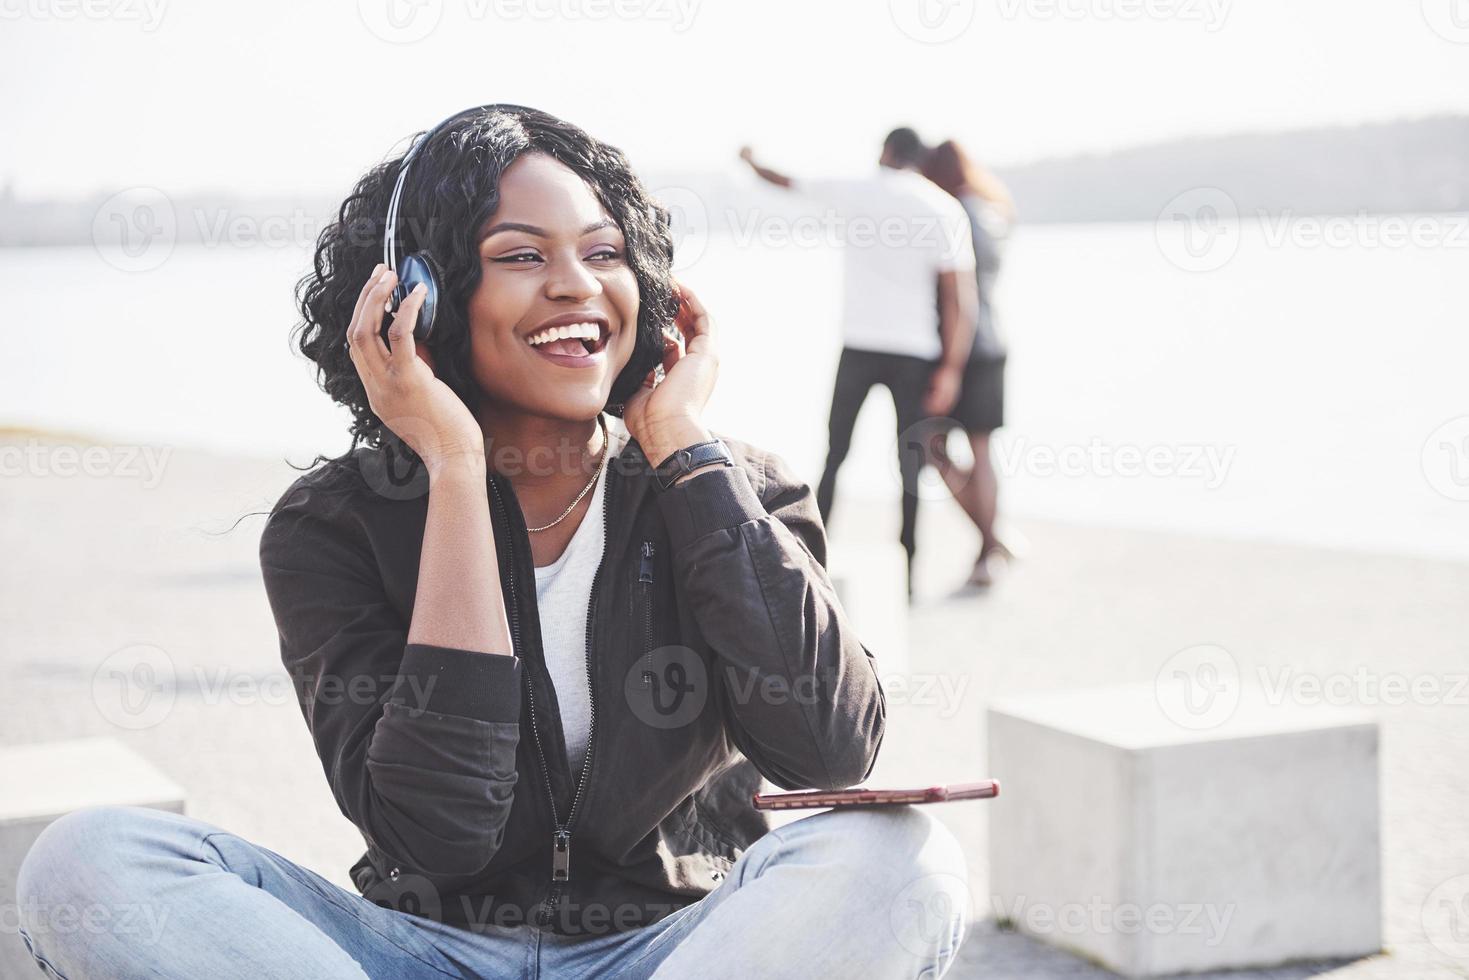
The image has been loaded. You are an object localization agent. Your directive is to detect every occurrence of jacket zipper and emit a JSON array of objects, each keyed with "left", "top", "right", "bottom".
[
  {"left": 639, "top": 541, "right": 655, "bottom": 686},
  {"left": 494, "top": 470, "right": 614, "bottom": 930}
]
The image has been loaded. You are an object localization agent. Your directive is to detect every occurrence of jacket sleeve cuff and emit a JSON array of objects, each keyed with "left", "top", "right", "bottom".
[
  {"left": 391, "top": 643, "right": 522, "bottom": 723},
  {"left": 657, "top": 463, "right": 766, "bottom": 554}
]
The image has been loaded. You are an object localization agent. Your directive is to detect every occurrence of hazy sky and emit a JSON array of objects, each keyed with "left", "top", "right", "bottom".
[{"left": 4, "top": 0, "right": 1468, "bottom": 196}]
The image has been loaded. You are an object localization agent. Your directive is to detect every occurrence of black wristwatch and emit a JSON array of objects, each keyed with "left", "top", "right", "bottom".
[{"left": 653, "top": 439, "right": 734, "bottom": 492}]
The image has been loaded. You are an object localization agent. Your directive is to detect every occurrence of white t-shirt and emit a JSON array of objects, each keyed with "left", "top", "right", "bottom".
[
  {"left": 532, "top": 459, "right": 607, "bottom": 778},
  {"left": 794, "top": 167, "right": 976, "bottom": 361}
]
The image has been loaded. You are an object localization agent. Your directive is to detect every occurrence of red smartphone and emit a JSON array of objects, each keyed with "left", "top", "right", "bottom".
[{"left": 752, "top": 780, "right": 1000, "bottom": 811}]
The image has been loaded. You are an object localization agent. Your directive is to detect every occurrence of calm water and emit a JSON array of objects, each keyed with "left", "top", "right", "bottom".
[{"left": 5, "top": 218, "right": 1467, "bottom": 563}]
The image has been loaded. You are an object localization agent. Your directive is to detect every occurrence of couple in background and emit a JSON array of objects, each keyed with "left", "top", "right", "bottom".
[{"left": 741, "top": 129, "right": 1015, "bottom": 598}]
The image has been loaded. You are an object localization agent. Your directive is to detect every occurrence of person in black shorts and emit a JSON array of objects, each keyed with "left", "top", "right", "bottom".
[{"left": 921, "top": 140, "right": 1017, "bottom": 588}]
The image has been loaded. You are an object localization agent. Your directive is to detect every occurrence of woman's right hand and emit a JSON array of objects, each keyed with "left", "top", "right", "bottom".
[{"left": 346, "top": 264, "right": 485, "bottom": 473}]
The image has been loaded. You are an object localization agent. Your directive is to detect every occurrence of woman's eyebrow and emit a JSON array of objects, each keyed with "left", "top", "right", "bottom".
[
  {"left": 479, "top": 218, "right": 618, "bottom": 243},
  {"left": 479, "top": 221, "right": 545, "bottom": 242}
]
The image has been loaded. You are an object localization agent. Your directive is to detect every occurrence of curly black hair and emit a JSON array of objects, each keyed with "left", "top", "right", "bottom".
[{"left": 293, "top": 104, "right": 676, "bottom": 457}]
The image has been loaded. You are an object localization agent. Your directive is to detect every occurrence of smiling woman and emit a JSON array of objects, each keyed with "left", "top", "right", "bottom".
[{"left": 13, "top": 104, "right": 969, "bottom": 980}]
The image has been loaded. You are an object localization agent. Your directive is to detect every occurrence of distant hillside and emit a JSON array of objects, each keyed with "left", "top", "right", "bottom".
[
  {"left": 2, "top": 116, "right": 1465, "bottom": 245},
  {"left": 994, "top": 115, "right": 1469, "bottom": 222}
]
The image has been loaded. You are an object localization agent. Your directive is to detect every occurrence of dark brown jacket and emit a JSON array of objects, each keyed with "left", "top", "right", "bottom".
[{"left": 258, "top": 419, "right": 886, "bottom": 936}]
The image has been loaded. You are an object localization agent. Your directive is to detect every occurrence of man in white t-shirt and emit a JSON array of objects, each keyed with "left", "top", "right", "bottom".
[{"left": 740, "top": 129, "right": 976, "bottom": 598}]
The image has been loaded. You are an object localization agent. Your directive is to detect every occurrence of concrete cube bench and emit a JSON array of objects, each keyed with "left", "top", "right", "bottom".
[
  {"left": 2, "top": 737, "right": 186, "bottom": 975},
  {"left": 987, "top": 683, "right": 1381, "bottom": 978}
]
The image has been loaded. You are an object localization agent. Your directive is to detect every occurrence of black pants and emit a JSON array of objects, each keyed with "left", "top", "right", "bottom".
[{"left": 815, "top": 346, "right": 935, "bottom": 596}]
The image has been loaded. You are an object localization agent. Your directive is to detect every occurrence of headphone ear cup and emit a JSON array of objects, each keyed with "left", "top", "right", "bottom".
[{"left": 382, "top": 252, "right": 441, "bottom": 346}]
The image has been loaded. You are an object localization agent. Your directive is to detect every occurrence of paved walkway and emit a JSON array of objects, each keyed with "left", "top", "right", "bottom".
[{"left": 2, "top": 435, "right": 1465, "bottom": 978}]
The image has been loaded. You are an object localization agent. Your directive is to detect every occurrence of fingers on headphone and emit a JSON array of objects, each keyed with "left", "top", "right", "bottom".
[
  {"left": 385, "top": 283, "right": 428, "bottom": 359},
  {"left": 349, "top": 268, "right": 396, "bottom": 356},
  {"left": 354, "top": 266, "right": 392, "bottom": 337},
  {"left": 351, "top": 263, "right": 387, "bottom": 327}
]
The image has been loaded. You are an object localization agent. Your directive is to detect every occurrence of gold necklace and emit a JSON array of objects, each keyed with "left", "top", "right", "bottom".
[{"left": 526, "top": 415, "right": 609, "bottom": 534}]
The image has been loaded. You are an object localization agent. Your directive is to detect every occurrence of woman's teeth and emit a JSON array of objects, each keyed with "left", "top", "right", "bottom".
[{"left": 527, "top": 322, "right": 601, "bottom": 347}]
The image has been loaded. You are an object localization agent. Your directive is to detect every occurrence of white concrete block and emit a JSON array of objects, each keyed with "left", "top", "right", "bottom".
[
  {"left": 2, "top": 737, "right": 186, "bottom": 975},
  {"left": 987, "top": 684, "right": 1381, "bottom": 978}
]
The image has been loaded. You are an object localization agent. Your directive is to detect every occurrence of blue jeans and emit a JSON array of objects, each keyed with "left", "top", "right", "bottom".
[{"left": 15, "top": 803, "right": 969, "bottom": 978}]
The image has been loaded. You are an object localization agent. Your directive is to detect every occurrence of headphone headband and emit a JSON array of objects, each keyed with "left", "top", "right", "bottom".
[{"left": 382, "top": 103, "right": 538, "bottom": 270}]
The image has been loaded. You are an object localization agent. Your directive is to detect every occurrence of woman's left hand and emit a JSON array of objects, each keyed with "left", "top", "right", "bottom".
[{"left": 623, "top": 279, "right": 720, "bottom": 466}]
